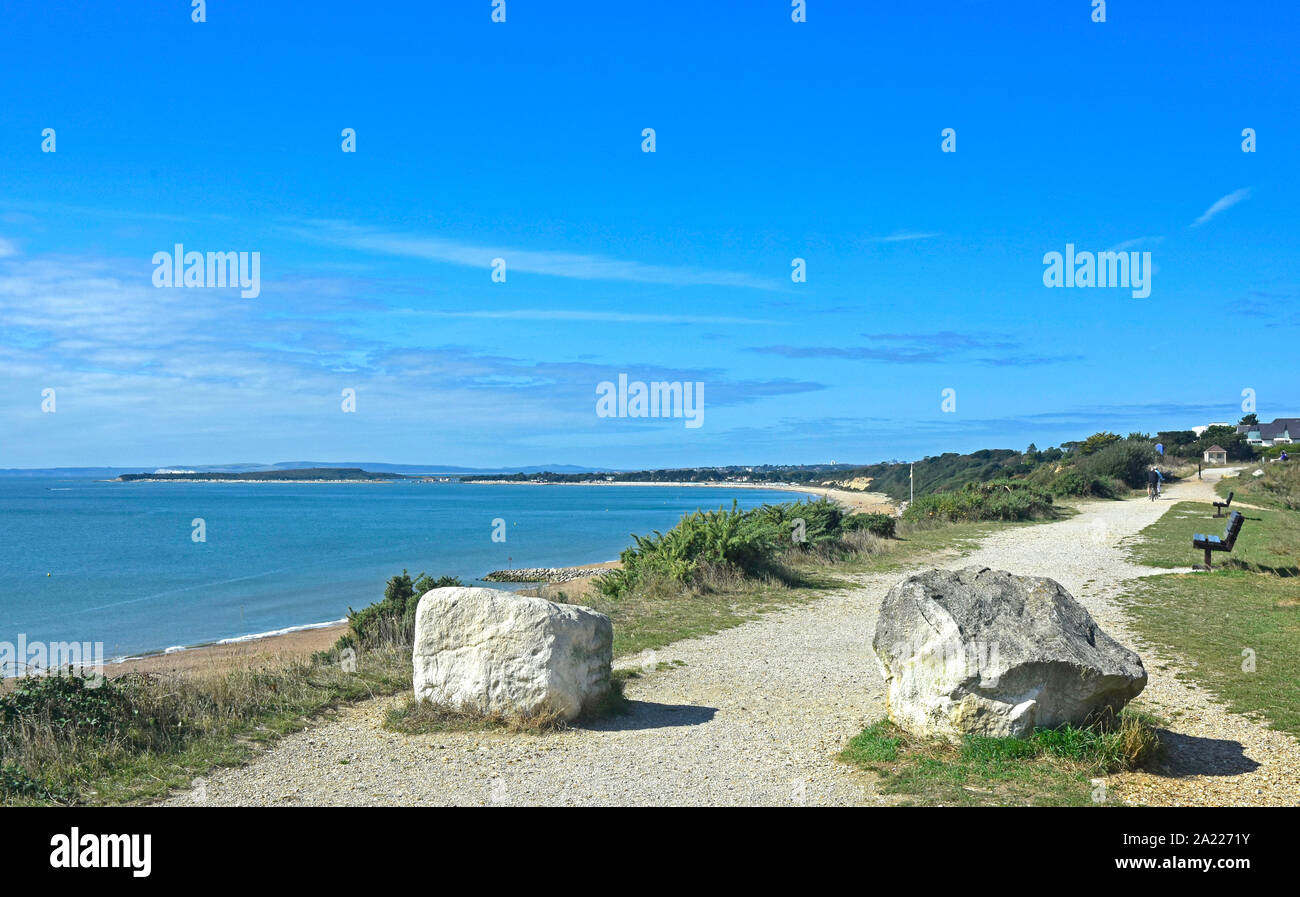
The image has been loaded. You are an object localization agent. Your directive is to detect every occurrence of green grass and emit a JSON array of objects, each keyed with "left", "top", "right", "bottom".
[
  {"left": 568, "top": 511, "right": 1072, "bottom": 658},
  {"left": 1215, "top": 463, "right": 1300, "bottom": 512},
  {"left": 1119, "top": 493, "right": 1300, "bottom": 740},
  {"left": 840, "top": 712, "right": 1162, "bottom": 806},
  {"left": 0, "top": 647, "right": 412, "bottom": 806},
  {"left": 1122, "top": 571, "right": 1300, "bottom": 737},
  {"left": 577, "top": 570, "right": 839, "bottom": 659},
  {"left": 1128, "top": 500, "right": 1299, "bottom": 576}
]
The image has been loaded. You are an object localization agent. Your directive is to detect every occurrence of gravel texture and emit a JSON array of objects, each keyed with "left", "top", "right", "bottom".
[{"left": 162, "top": 471, "right": 1300, "bottom": 807}]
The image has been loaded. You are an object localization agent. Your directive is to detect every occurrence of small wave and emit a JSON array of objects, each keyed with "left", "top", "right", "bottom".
[{"left": 214, "top": 619, "right": 348, "bottom": 646}]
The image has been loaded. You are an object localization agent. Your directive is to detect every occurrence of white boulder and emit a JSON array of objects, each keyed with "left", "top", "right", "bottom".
[
  {"left": 872, "top": 566, "right": 1147, "bottom": 740},
  {"left": 412, "top": 587, "right": 613, "bottom": 721}
]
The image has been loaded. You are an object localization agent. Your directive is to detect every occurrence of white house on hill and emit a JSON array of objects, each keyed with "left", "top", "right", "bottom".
[{"left": 1236, "top": 417, "right": 1300, "bottom": 447}]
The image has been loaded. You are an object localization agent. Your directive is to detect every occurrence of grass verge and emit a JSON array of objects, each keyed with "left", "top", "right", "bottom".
[
  {"left": 840, "top": 711, "right": 1162, "bottom": 806},
  {"left": 0, "top": 646, "right": 411, "bottom": 806},
  {"left": 1214, "top": 463, "right": 1300, "bottom": 512},
  {"left": 1119, "top": 494, "right": 1300, "bottom": 739},
  {"left": 1128, "top": 500, "right": 1299, "bottom": 576},
  {"left": 1122, "top": 571, "right": 1300, "bottom": 738}
]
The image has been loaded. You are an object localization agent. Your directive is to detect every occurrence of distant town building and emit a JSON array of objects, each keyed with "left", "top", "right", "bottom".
[
  {"left": 1203, "top": 445, "right": 1228, "bottom": 465},
  {"left": 1236, "top": 417, "right": 1299, "bottom": 447},
  {"left": 153, "top": 468, "right": 197, "bottom": 474}
]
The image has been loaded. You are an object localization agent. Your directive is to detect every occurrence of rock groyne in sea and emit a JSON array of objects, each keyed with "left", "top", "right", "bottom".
[{"left": 483, "top": 566, "right": 597, "bottom": 584}]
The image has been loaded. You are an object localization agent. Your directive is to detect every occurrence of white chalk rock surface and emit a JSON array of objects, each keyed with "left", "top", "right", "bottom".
[
  {"left": 413, "top": 587, "right": 613, "bottom": 721},
  {"left": 872, "top": 566, "right": 1147, "bottom": 740}
]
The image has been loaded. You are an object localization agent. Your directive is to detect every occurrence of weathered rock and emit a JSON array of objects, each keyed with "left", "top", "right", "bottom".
[
  {"left": 872, "top": 566, "right": 1147, "bottom": 740},
  {"left": 413, "top": 587, "right": 612, "bottom": 721}
]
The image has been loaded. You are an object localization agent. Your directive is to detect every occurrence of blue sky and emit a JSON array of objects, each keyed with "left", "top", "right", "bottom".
[{"left": 2, "top": 1, "right": 1297, "bottom": 469}]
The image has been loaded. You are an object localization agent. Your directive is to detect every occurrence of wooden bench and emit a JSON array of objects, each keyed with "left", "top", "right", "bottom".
[
  {"left": 1193, "top": 511, "right": 1244, "bottom": 569},
  {"left": 1213, "top": 490, "right": 1234, "bottom": 517}
]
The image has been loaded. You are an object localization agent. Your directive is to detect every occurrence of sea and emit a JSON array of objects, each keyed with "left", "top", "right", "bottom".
[{"left": 0, "top": 478, "right": 805, "bottom": 668}]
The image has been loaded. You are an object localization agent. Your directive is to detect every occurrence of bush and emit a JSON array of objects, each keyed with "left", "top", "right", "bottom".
[
  {"left": 595, "top": 498, "right": 890, "bottom": 599},
  {"left": 752, "top": 498, "right": 845, "bottom": 547},
  {"left": 1048, "top": 470, "right": 1116, "bottom": 498},
  {"left": 843, "top": 512, "right": 897, "bottom": 538},
  {"left": 340, "top": 571, "right": 464, "bottom": 652},
  {"left": 1076, "top": 439, "right": 1154, "bottom": 489},
  {"left": 902, "top": 481, "right": 1054, "bottom": 523},
  {"left": 596, "top": 501, "right": 782, "bottom": 599},
  {"left": 0, "top": 672, "right": 134, "bottom": 739}
]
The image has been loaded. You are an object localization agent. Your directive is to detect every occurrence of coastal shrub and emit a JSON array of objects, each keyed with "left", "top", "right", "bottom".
[
  {"left": 1048, "top": 470, "right": 1115, "bottom": 498},
  {"left": 596, "top": 501, "right": 782, "bottom": 599},
  {"left": 753, "top": 498, "right": 845, "bottom": 547},
  {"left": 341, "top": 570, "right": 464, "bottom": 651},
  {"left": 1, "top": 647, "right": 414, "bottom": 805},
  {"left": 902, "top": 481, "right": 1054, "bottom": 523},
  {"left": 0, "top": 671, "right": 134, "bottom": 738},
  {"left": 595, "top": 498, "right": 891, "bottom": 599},
  {"left": 843, "top": 512, "right": 896, "bottom": 539},
  {"left": 1075, "top": 439, "right": 1154, "bottom": 489}
]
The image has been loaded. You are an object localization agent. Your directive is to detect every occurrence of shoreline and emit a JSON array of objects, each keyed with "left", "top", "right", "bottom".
[
  {"left": 29, "top": 485, "right": 893, "bottom": 682},
  {"left": 465, "top": 479, "right": 897, "bottom": 513},
  {"left": 95, "top": 621, "right": 351, "bottom": 679},
  {"left": 105, "top": 479, "right": 398, "bottom": 485},
  {"left": 91, "top": 562, "right": 621, "bottom": 680}
]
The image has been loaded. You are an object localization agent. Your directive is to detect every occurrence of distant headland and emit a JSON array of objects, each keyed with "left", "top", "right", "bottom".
[{"left": 115, "top": 467, "right": 413, "bottom": 483}]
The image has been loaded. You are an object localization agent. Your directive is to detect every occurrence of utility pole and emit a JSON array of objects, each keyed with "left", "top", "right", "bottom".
[{"left": 910, "top": 462, "right": 914, "bottom": 504}]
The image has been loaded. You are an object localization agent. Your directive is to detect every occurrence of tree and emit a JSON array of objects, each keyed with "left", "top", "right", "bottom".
[
  {"left": 1196, "top": 426, "right": 1254, "bottom": 461},
  {"left": 1080, "top": 432, "right": 1122, "bottom": 455},
  {"left": 1239, "top": 413, "right": 1258, "bottom": 427}
]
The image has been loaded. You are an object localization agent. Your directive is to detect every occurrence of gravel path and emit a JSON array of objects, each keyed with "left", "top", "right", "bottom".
[
  {"left": 953, "top": 469, "right": 1300, "bottom": 806},
  {"left": 162, "top": 471, "right": 1300, "bottom": 806}
]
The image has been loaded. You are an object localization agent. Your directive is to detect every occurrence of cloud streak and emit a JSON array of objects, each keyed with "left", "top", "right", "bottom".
[
  {"left": 870, "top": 232, "right": 941, "bottom": 243},
  {"left": 1192, "top": 188, "right": 1251, "bottom": 227},
  {"left": 287, "top": 220, "right": 781, "bottom": 290},
  {"left": 396, "top": 308, "right": 777, "bottom": 325},
  {"left": 749, "top": 331, "right": 1081, "bottom": 367}
]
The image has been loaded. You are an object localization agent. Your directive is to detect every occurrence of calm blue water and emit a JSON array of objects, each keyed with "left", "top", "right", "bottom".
[{"left": 0, "top": 479, "right": 804, "bottom": 663}]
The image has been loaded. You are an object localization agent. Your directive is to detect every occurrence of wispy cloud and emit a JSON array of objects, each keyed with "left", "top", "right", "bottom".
[
  {"left": 396, "top": 308, "right": 776, "bottom": 325},
  {"left": 1105, "top": 235, "right": 1164, "bottom": 253},
  {"left": 285, "top": 220, "right": 781, "bottom": 290},
  {"left": 870, "top": 232, "right": 941, "bottom": 243},
  {"left": 749, "top": 331, "right": 1080, "bottom": 367},
  {"left": 0, "top": 246, "right": 820, "bottom": 466},
  {"left": 0, "top": 237, "right": 18, "bottom": 258},
  {"left": 1192, "top": 188, "right": 1251, "bottom": 227}
]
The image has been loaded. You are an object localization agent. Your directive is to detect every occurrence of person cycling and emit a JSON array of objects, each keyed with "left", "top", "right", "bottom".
[{"left": 1146, "top": 466, "right": 1160, "bottom": 500}]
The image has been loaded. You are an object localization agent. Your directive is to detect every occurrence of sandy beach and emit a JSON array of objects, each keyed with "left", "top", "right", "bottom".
[
  {"left": 98, "top": 623, "right": 349, "bottom": 678},
  {"left": 94, "top": 562, "right": 623, "bottom": 679}
]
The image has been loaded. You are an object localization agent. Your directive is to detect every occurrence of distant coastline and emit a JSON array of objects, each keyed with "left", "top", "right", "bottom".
[
  {"left": 113, "top": 467, "right": 434, "bottom": 484},
  {"left": 468, "top": 479, "right": 896, "bottom": 513}
]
